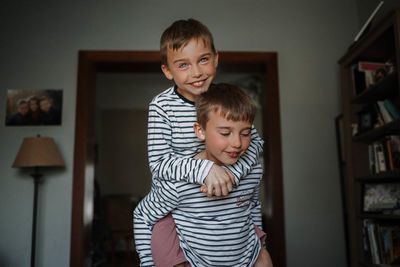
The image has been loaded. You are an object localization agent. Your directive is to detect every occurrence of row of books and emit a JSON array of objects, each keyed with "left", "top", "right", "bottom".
[
  {"left": 374, "top": 99, "right": 400, "bottom": 127},
  {"left": 368, "top": 136, "right": 400, "bottom": 174},
  {"left": 362, "top": 220, "right": 400, "bottom": 265},
  {"left": 352, "top": 60, "right": 395, "bottom": 95},
  {"left": 355, "top": 99, "right": 400, "bottom": 136}
]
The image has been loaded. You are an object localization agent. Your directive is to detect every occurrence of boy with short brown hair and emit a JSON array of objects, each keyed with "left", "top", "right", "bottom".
[
  {"left": 141, "top": 84, "right": 272, "bottom": 266},
  {"left": 134, "top": 19, "right": 264, "bottom": 266}
]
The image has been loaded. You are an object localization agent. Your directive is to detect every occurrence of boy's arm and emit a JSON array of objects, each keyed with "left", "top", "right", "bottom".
[
  {"left": 249, "top": 165, "right": 264, "bottom": 230},
  {"left": 225, "top": 126, "right": 264, "bottom": 185},
  {"left": 133, "top": 180, "right": 180, "bottom": 265},
  {"left": 134, "top": 179, "right": 180, "bottom": 227},
  {"left": 148, "top": 101, "right": 214, "bottom": 184}
]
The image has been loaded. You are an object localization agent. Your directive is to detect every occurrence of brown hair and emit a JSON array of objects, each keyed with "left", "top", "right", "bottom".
[
  {"left": 195, "top": 83, "right": 256, "bottom": 128},
  {"left": 160, "top": 18, "right": 216, "bottom": 66},
  {"left": 28, "top": 96, "right": 39, "bottom": 105}
]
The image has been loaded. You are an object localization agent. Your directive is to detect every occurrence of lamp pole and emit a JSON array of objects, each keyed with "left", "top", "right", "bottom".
[
  {"left": 12, "top": 136, "right": 65, "bottom": 267},
  {"left": 30, "top": 167, "right": 42, "bottom": 267}
]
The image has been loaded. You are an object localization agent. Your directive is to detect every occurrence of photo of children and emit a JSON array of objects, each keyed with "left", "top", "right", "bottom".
[{"left": 5, "top": 89, "right": 62, "bottom": 126}]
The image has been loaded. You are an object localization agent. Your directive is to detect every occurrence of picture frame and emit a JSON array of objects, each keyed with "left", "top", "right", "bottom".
[
  {"left": 5, "top": 89, "right": 63, "bottom": 126},
  {"left": 357, "top": 106, "right": 376, "bottom": 134}
]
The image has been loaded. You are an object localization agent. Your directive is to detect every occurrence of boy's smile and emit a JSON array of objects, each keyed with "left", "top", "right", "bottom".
[
  {"left": 161, "top": 38, "right": 218, "bottom": 102},
  {"left": 194, "top": 111, "right": 252, "bottom": 166}
]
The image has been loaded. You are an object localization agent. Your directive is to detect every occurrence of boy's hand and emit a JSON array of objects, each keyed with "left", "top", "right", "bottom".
[{"left": 201, "top": 165, "right": 235, "bottom": 198}]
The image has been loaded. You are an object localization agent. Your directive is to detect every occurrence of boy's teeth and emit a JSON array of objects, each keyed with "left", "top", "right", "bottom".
[{"left": 193, "top": 81, "right": 203, "bottom": 86}]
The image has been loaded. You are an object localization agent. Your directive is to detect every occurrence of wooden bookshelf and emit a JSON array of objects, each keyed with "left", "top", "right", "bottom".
[{"left": 339, "top": 8, "right": 400, "bottom": 267}]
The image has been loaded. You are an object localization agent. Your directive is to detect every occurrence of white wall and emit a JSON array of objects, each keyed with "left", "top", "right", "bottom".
[{"left": 0, "top": 0, "right": 359, "bottom": 266}]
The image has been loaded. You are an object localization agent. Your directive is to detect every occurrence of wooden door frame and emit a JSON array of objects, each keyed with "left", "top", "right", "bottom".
[{"left": 70, "top": 50, "right": 286, "bottom": 267}]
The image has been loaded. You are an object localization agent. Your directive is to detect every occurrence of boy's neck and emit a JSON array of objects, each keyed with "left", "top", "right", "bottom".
[{"left": 174, "top": 85, "right": 195, "bottom": 104}]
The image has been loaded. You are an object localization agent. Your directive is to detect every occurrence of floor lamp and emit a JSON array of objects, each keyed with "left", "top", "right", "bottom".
[{"left": 12, "top": 135, "right": 65, "bottom": 267}]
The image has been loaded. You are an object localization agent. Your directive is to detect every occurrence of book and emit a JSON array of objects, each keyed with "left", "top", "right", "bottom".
[
  {"left": 385, "top": 138, "right": 395, "bottom": 171},
  {"left": 383, "top": 99, "right": 400, "bottom": 120},
  {"left": 373, "top": 103, "right": 385, "bottom": 127},
  {"left": 358, "top": 61, "right": 387, "bottom": 72},
  {"left": 373, "top": 142, "right": 380, "bottom": 173},
  {"left": 377, "top": 101, "right": 394, "bottom": 124},
  {"left": 368, "top": 144, "right": 377, "bottom": 174},
  {"left": 362, "top": 221, "right": 400, "bottom": 264},
  {"left": 352, "top": 64, "right": 367, "bottom": 95},
  {"left": 369, "top": 221, "right": 381, "bottom": 264},
  {"left": 389, "top": 136, "right": 400, "bottom": 169},
  {"left": 376, "top": 142, "right": 387, "bottom": 173}
]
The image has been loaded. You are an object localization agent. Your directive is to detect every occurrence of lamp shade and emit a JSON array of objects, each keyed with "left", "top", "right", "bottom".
[{"left": 12, "top": 136, "right": 65, "bottom": 168}]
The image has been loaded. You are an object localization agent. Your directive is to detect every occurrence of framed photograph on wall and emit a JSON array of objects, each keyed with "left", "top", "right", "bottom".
[
  {"left": 357, "top": 105, "right": 376, "bottom": 134},
  {"left": 5, "top": 89, "right": 63, "bottom": 126}
]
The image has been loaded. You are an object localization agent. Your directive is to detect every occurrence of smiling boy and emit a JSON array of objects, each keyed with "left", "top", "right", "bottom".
[
  {"left": 133, "top": 19, "right": 264, "bottom": 266},
  {"left": 146, "top": 83, "right": 273, "bottom": 266}
]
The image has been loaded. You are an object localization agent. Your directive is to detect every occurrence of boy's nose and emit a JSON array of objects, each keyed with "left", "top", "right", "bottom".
[
  {"left": 191, "top": 65, "right": 202, "bottom": 77},
  {"left": 231, "top": 135, "right": 241, "bottom": 148}
]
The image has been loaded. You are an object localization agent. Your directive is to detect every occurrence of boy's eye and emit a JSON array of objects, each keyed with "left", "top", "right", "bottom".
[
  {"left": 241, "top": 131, "right": 251, "bottom": 137},
  {"left": 219, "top": 132, "right": 230, "bottom": 136},
  {"left": 178, "top": 63, "right": 188, "bottom": 69},
  {"left": 200, "top": 57, "right": 209, "bottom": 63}
]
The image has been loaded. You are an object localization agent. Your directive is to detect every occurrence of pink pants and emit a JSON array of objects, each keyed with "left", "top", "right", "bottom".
[{"left": 151, "top": 214, "right": 267, "bottom": 267}]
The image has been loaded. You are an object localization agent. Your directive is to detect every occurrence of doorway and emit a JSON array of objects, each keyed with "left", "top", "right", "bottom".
[{"left": 70, "top": 51, "right": 286, "bottom": 267}]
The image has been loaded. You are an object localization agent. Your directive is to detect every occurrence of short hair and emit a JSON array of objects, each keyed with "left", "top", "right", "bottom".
[
  {"left": 160, "top": 18, "right": 216, "bottom": 66},
  {"left": 39, "top": 96, "right": 52, "bottom": 105},
  {"left": 195, "top": 83, "right": 257, "bottom": 128},
  {"left": 28, "top": 96, "right": 39, "bottom": 104},
  {"left": 17, "top": 99, "right": 28, "bottom": 106}
]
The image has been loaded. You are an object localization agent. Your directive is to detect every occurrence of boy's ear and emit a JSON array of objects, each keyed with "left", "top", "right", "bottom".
[
  {"left": 161, "top": 64, "right": 173, "bottom": 80},
  {"left": 214, "top": 51, "right": 219, "bottom": 68},
  {"left": 193, "top": 122, "right": 205, "bottom": 141}
]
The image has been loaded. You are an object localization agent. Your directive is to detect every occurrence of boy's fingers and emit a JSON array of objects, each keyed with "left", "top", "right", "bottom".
[
  {"left": 227, "top": 170, "right": 235, "bottom": 185},
  {"left": 207, "top": 184, "right": 213, "bottom": 198},
  {"left": 227, "top": 182, "right": 233, "bottom": 193},
  {"left": 200, "top": 185, "right": 207, "bottom": 193},
  {"left": 213, "top": 184, "right": 222, "bottom": 197},
  {"left": 222, "top": 180, "right": 234, "bottom": 196}
]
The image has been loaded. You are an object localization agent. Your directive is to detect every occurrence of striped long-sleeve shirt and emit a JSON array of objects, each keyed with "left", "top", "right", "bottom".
[
  {"left": 135, "top": 163, "right": 264, "bottom": 266},
  {"left": 133, "top": 86, "right": 264, "bottom": 266}
]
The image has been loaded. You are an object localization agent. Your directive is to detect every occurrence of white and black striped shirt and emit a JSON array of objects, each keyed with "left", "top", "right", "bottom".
[{"left": 134, "top": 86, "right": 264, "bottom": 266}]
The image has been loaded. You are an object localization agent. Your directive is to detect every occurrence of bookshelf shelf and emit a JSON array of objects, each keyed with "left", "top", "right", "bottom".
[
  {"left": 358, "top": 214, "right": 400, "bottom": 220},
  {"left": 339, "top": 8, "right": 400, "bottom": 267},
  {"left": 351, "top": 72, "right": 398, "bottom": 104},
  {"left": 360, "top": 262, "right": 400, "bottom": 267},
  {"left": 353, "top": 120, "right": 400, "bottom": 143},
  {"left": 355, "top": 170, "right": 400, "bottom": 182}
]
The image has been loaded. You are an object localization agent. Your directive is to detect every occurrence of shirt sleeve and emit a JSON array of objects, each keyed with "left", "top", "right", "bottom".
[
  {"left": 133, "top": 180, "right": 180, "bottom": 266},
  {"left": 134, "top": 179, "right": 180, "bottom": 228},
  {"left": 147, "top": 101, "right": 213, "bottom": 184},
  {"left": 225, "top": 126, "right": 264, "bottom": 185},
  {"left": 248, "top": 165, "right": 264, "bottom": 231}
]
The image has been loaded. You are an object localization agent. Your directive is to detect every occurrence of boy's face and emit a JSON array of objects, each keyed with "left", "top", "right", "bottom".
[
  {"left": 194, "top": 111, "right": 252, "bottom": 166},
  {"left": 40, "top": 100, "right": 51, "bottom": 113},
  {"left": 18, "top": 103, "right": 29, "bottom": 115},
  {"left": 30, "top": 100, "right": 39, "bottom": 112},
  {"left": 161, "top": 38, "right": 218, "bottom": 102}
]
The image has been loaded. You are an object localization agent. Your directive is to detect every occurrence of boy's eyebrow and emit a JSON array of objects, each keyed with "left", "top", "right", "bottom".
[
  {"left": 216, "top": 126, "right": 252, "bottom": 131},
  {"left": 172, "top": 56, "right": 187, "bottom": 64},
  {"left": 172, "top": 52, "right": 212, "bottom": 65}
]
